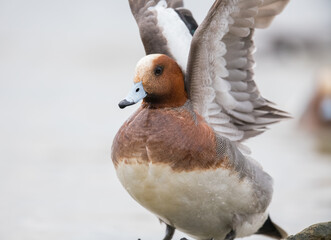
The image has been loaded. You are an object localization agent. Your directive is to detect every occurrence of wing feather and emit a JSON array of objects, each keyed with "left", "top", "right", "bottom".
[
  {"left": 166, "top": 0, "right": 183, "bottom": 8},
  {"left": 186, "top": 0, "right": 290, "bottom": 142},
  {"left": 129, "top": 0, "right": 197, "bottom": 71},
  {"left": 254, "top": 0, "right": 290, "bottom": 28}
]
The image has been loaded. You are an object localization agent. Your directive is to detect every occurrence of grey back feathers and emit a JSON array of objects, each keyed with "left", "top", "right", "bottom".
[{"left": 216, "top": 134, "right": 273, "bottom": 212}]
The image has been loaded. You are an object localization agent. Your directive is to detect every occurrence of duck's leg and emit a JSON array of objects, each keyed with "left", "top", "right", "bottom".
[
  {"left": 163, "top": 224, "right": 175, "bottom": 240},
  {"left": 224, "top": 230, "right": 236, "bottom": 240}
]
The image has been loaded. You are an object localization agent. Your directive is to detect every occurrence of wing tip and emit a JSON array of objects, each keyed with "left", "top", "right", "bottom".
[
  {"left": 254, "top": 0, "right": 290, "bottom": 29},
  {"left": 256, "top": 215, "right": 288, "bottom": 239}
]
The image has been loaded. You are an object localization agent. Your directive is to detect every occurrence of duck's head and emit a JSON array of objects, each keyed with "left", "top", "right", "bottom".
[{"left": 119, "top": 54, "right": 187, "bottom": 109}]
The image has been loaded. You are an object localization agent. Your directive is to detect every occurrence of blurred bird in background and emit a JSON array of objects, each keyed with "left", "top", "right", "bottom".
[{"left": 300, "top": 67, "right": 331, "bottom": 153}]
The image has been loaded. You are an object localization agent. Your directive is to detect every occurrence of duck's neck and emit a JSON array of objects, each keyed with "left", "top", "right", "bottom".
[{"left": 142, "top": 92, "right": 188, "bottom": 109}]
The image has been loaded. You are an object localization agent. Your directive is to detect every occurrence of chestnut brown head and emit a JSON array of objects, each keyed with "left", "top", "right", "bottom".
[{"left": 119, "top": 54, "right": 187, "bottom": 109}]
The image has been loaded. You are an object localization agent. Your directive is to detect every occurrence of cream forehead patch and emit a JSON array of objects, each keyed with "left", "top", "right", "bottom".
[{"left": 134, "top": 54, "right": 163, "bottom": 82}]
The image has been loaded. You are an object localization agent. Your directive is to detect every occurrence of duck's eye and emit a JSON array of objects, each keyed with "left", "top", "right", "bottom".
[{"left": 154, "top": 65, "right": 164, "bottom": 76}]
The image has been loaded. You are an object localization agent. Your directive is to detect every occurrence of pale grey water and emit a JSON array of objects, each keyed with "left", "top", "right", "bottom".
[{"left": 0, "top": 1, "right": 331, "bottom": 239}]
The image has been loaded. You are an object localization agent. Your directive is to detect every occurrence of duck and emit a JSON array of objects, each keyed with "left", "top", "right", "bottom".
[
  {"left": 112, "top": 0, "right": 290, "bottom": 239},
  {"left": 300, "top": 67, "right": 331, "bottom": 153}
]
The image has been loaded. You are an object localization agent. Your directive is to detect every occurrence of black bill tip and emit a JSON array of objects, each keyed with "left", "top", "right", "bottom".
[{"left": 118, "top": 99, "right": 135, "bottom": 109}]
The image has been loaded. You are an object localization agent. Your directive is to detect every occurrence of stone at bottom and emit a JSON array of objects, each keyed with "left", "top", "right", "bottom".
[{"left": 286, "top": 222, "right": 331, "bottom": 240}]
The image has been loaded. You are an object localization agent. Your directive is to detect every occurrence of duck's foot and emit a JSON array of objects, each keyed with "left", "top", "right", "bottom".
[
  {"left": 163, "top": 224, "right": 175, "bottom": 240},
  {"left": 224, "top": 230, "right": 236, "bottom": 240}
]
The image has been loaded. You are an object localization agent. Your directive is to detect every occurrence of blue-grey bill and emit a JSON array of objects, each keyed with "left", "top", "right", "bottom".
[{"left": 118, "top": 82, "right": 147, "bottom": 109}]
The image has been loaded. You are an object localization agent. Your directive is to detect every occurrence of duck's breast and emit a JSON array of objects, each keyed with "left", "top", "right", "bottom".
[{"left": 112, "top": 105, "right": 220, "bottom": 171}]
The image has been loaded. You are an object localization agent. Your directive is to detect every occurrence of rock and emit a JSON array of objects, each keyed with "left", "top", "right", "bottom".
[{"left": 286, "top": 222, "right": 331, "bottom": 240}]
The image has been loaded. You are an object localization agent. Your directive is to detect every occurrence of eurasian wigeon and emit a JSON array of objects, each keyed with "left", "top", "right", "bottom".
[{"left": 112, "top": 0, "right": 290, "bottom": 239}]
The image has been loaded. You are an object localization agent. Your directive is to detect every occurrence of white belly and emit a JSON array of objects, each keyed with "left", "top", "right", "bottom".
[{"left": 116, "top": 160, "right": 268, "bottom": 240}]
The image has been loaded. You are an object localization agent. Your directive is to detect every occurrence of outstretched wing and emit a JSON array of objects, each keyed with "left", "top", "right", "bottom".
[
  {"left": 129, "top": 0, "right": 198, "bottom": 72},
  {"left": 186, "top": 0, "right": 290, "bottom": 142}
]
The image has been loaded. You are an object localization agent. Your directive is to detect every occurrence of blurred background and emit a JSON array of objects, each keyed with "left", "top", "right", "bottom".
[{"left": 0, "top": 0, "right": 330, "bottom": 239}]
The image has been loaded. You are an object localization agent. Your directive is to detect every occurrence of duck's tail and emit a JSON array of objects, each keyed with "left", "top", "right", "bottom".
[{"left": 255, "top": 215, "right": 288, "bottom": 239}]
